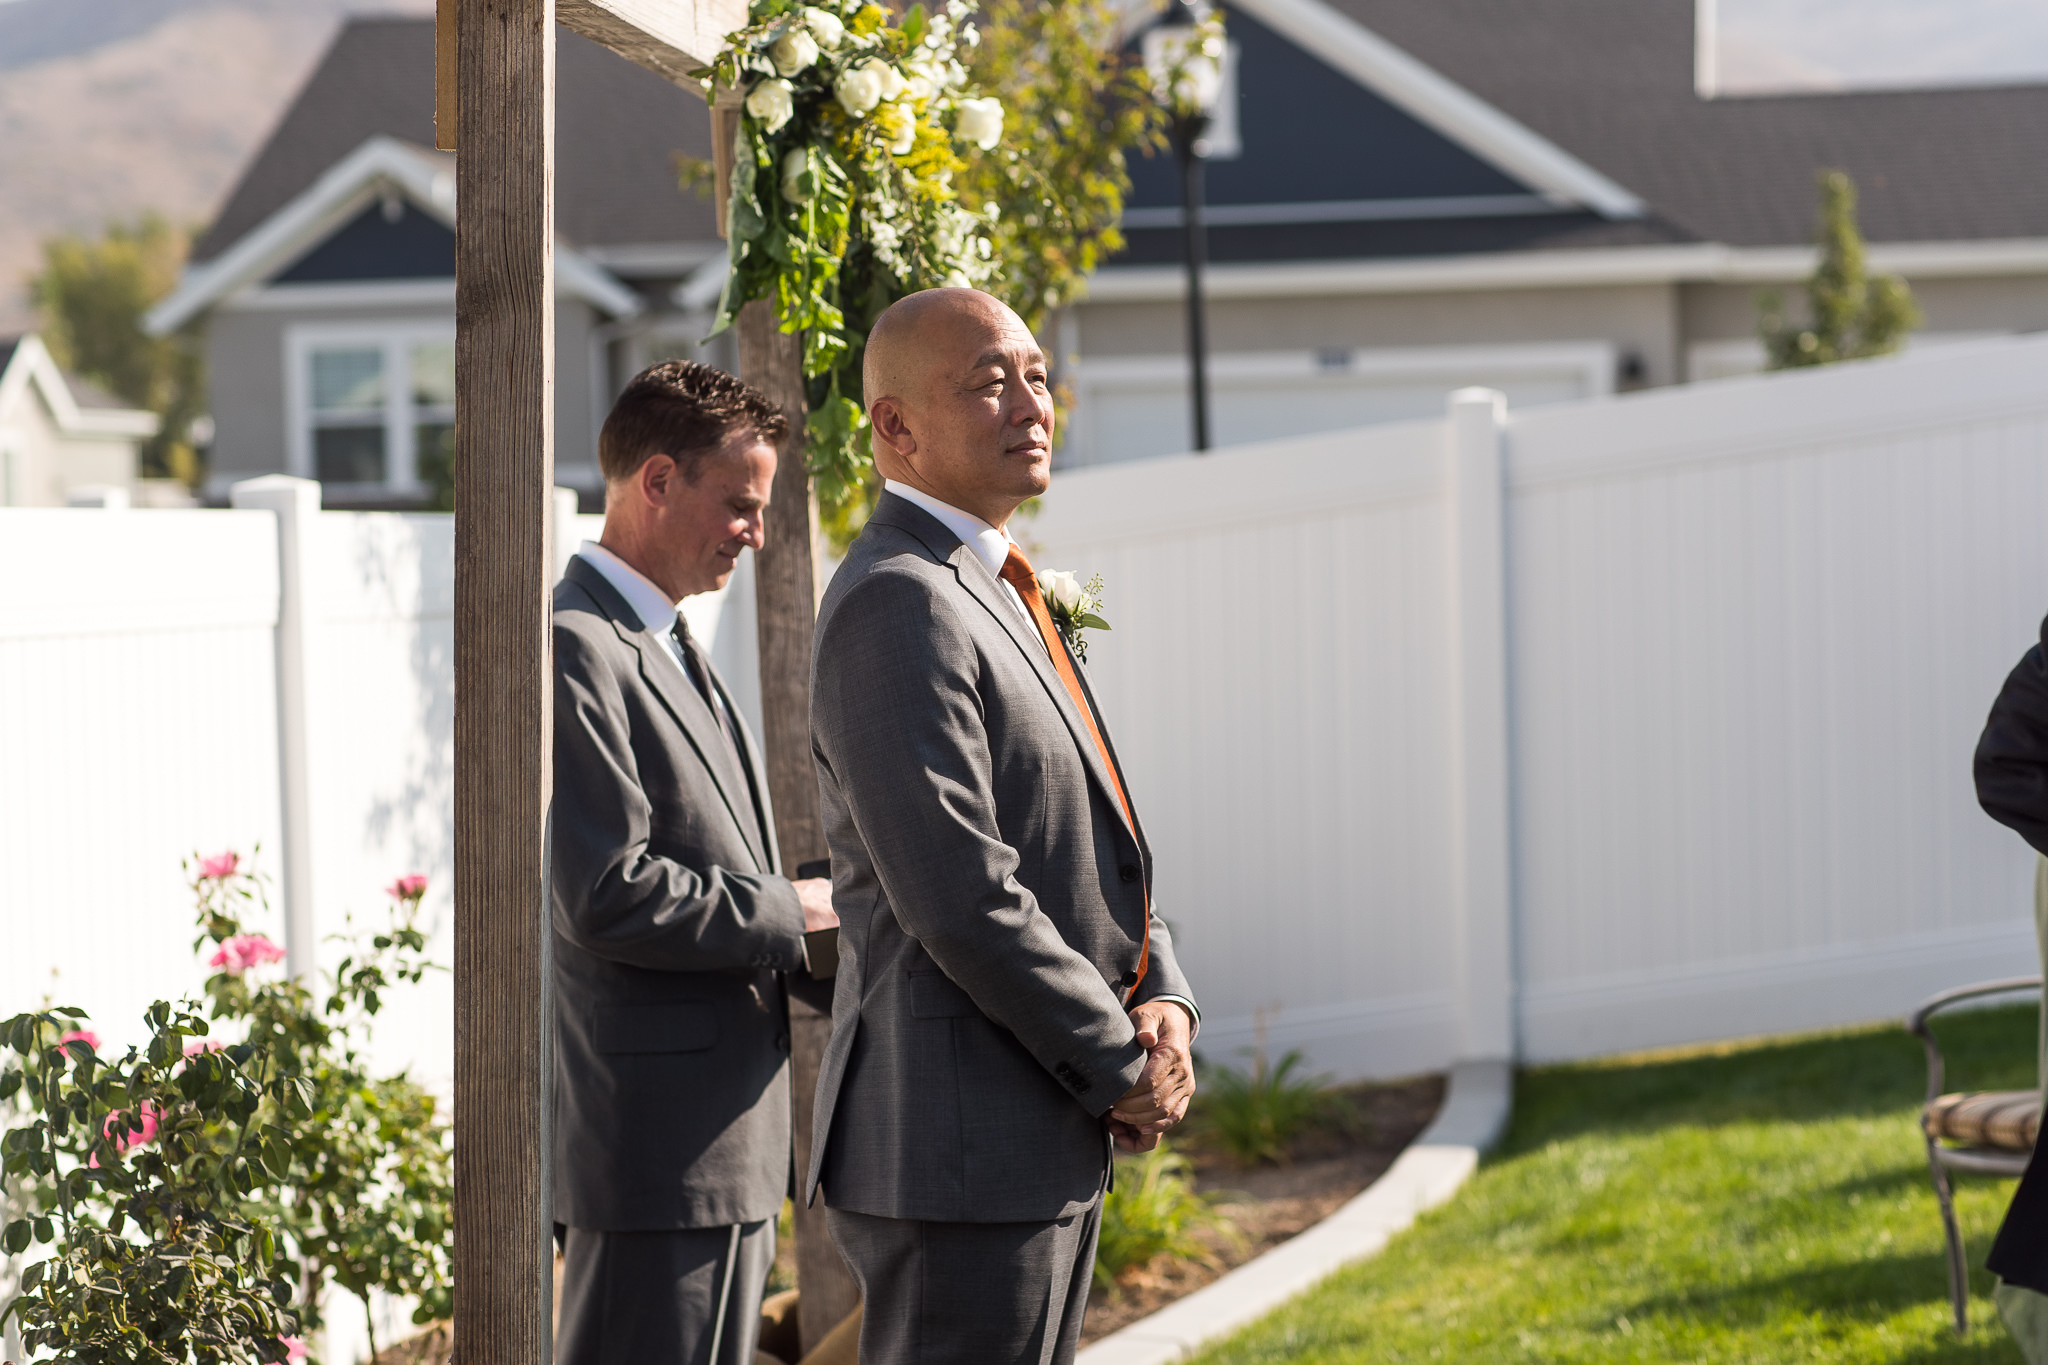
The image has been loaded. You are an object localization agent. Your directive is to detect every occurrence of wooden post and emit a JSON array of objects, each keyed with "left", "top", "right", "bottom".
[
  {"left": 739, "top": 300, "right": 863, "bottom": 1351},
  {"left": 453, "top": 1, "right": 556, "bottom": 1362}
]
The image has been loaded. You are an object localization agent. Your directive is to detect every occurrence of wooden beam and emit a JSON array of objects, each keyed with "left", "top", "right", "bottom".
[
  {"left": 738, "top": 300, "right": 864, "bottom": 1352},
  {"left": 453, "top": 0, "right": 556, "bottom": 1362},
  {"left": 558, "top": 0, "right": 747, "bottom": 83},
  {"left": 435, "top": 0, "right": 457, "bottom": 150}
]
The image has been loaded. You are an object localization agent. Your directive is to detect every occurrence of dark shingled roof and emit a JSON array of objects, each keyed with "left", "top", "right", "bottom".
[
  {"left": 1322, "top": 0, "right": 2048, "bottom": 247},
  {"left": 193, "top": 18, "right": 718, "bottom": 263}
]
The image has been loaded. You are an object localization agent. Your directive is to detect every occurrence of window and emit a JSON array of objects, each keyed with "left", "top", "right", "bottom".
[{"left": 288, "top": 325, "right": 456, "bottom": 495}]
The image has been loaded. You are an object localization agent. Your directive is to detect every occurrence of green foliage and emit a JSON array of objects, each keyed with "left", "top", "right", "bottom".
[
  {"left": 0, "top": 1002, "right": 302, "bottom": 1361},
  {"left": 959, "top": 0, "right": 1164, "bottom": 333},
  {"left": 1759, "top": 170, "right": 1922, "bottom": 370},
  {"left": 1095, "top": 1140, "right": 1228, "bottom": 1292},
  {"left": 31, "top": 214, "right": 208, "bottom": 486},
  {"left": 1199, "top": 1047, "right": 1334, "bottom": 1167},
  {"left": 0, "top": 858, "right": 451, "bottom": 1362},
  {"left": 702, "top": 0, "right": 1195, "bottom": 549},
  {"left": 1188, "top": 1009, "right": 2039, "bottom": 1364},
  {"left": 699, "top": 0, "right": 1001, "bottom": 517}
]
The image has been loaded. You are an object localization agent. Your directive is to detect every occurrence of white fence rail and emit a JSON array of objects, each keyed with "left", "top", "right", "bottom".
[{"left": 3, "top": 335, "right": 2046, "bottom": 1102}]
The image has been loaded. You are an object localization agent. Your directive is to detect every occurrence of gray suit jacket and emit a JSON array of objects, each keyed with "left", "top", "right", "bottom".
[
  {"left": 551, "top": 554, "right": 819, "bottom": 1230},
  {"left": 806, "top": 492, "right": 1196, "bottom": 1224}
]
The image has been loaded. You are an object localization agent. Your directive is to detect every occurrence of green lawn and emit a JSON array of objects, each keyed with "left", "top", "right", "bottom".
[{"left": 1191, "top": 1006, "right": 2039, "bottom": 1364}]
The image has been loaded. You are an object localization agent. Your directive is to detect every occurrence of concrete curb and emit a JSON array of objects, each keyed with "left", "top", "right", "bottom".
[{"left": 1075, "top": 1059, "right": 1513, "bottom": 1365}]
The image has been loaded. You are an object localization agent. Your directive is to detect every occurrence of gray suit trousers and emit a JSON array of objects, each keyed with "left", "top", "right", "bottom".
[
  {"left": 555, "top": 1220, "right": 774, "bottom": 1365},
  {"left": 826, "top": 1201, "right": 1101, "bottom": 1365}
]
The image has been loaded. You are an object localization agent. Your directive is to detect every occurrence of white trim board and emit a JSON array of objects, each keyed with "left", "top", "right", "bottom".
[
  {"left": 1119, "top": 193, "right": 1572, "bottom": 229},
  {"left": 1518, "top": 921, "right": 2038, "bottom": 1064},
  {"left": 146, "top": 136, "right": 641, "bottom": 335},
  {"left": 1082, "top": 236, "right": 2048, "bottom": 303}
]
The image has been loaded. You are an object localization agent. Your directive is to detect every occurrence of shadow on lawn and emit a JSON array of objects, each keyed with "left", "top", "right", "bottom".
[
  {"left": 1502, "top": 1005, "right": 2040, "bottom": 1153},
  {"left": 1620, "top": 1248, "right": 1989, "bottom": 1328}
]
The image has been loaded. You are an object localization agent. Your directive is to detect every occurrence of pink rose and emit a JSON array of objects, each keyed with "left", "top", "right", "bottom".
[
  {"left": 102, "top": 1101, "right": 162, "bottom": 1154},
  {"left": 280, "top": 1338, "right": 309, "bottom": 1363},
  {"left": 210, "top": 933, "right": 286, "bottom": 976},
  {"left": 59, "top": 1029, "right": 101, "bottom": 1055},
  {"left": 197, "top": 851, "right": 240, "bottom": 880},
  {"left": 387, "top": 873, "right": 429, "bottom": 900},
  {"left": 183, "top": 1038, "right": 226, "bottom": 1058}
]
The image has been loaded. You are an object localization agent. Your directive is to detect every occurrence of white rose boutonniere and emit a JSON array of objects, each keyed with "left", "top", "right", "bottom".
[
  {"left": 1037, "top": 570, "right": 1111, "bottom": 662},
  {"left": 744, "top": 77, "right": 795, "bottom": 134},
  {"left": 769, "top": 25, "right": 821, "bottom": 76}
]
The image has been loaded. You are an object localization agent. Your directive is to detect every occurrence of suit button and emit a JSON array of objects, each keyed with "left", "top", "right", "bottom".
[
  {"left": 1119, "top": 864, "right": 1139, "bottom": 883},
  {"left": 1119, "top": 970, "right": 1138, "bottom": 987},
  {"left": 775, "top": 1033, "right": 790, "bottom": 1052}
]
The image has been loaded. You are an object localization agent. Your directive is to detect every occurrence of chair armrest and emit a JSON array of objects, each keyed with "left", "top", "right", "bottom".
[{"left": 1907, "top": 976, "right": 2041, "bottom": 1105}]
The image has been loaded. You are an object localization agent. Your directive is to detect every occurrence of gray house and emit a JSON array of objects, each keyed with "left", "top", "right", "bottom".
[
  {"left": 149, "top": 22, "right": 726, "bottom": 507},
  {"left": 158, "top": 2, "right": 2048, "bottom": 493}
]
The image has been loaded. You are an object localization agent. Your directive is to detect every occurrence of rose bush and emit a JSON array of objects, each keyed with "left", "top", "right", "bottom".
[{"left": 0, "top": 856, "right": 452, "bottom": 1363}]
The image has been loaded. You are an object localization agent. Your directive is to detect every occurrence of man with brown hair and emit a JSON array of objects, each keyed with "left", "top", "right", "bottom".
[{"left": 552, "top": 360, "right": 838, "bottom": 1364}]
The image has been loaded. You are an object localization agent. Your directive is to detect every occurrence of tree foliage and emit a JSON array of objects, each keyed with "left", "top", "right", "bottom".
[
  {"left": 1758, "top": 170, "right": 1921, "bottom": 370},
  {"left": 31, "top": 214, "right": 208, "bottom": 486},
  {"left": 0, "top": 858, "right": 451, "bottom": 1362}
]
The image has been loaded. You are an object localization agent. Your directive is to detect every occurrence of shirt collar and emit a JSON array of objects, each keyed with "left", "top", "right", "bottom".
[
  {"left": 883, "top": 479, "right": 1014, "bottom": 583},
  {"left": 577, "top": 540, "right": 681, "bottom": 634}
]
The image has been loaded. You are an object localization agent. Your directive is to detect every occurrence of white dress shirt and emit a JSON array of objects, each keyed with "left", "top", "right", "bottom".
[
  {"left": 882, "top": 479, "right": 1045, "bottom": 654},
  {"left": 881, "top": 484, "right": 1198, "bottom": 1036},
  {"left": 577, "top": 540, "right": 693, "bottom": 675}
]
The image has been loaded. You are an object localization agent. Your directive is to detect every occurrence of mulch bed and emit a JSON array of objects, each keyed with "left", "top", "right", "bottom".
[
  {"left": 1079, "top": 1072, "right": 1445, "bottom": 1346},
  {"left": 373, "top": 1073, "right": 1443, "bottom": 1361}
]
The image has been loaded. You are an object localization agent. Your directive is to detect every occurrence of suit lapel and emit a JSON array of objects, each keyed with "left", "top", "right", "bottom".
[
  {"left": 872, "top": 494, "right": 1138, "bottom": 843},
  {"left": 626, "top": 626, "right": 772, "bottom": 873},
  {"left": 716, "top": 672, "right": 781, "bottom": 873},
  {"left": 566, "top": 557, "right": 771, "bottom": 873}
]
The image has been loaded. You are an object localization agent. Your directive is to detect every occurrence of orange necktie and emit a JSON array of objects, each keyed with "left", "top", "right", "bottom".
[{"left": 998, "top": 544, "right": 1150, "bottom": 1000}]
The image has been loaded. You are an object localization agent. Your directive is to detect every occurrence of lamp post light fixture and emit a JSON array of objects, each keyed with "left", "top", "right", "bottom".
[{"left": 1142, "top": 0, "right": 1225, "bottom": 452}]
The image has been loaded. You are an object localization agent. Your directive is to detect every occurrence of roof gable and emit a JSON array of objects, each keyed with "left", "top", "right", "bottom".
[
  {"left": 274, "top": 200, "right": 456, "bottom": 284},
  {"left": 0, "top": 335, "right": 160, "bottom": 440},
  {"left": 146, "top": 137, "right": 641, "bottom": 334},
  {"left": 193, "top": 18, "right": 719, "bottom": 266},
  {"left": 1124, "top": 6, "right": 1536, "bottom": 217}
]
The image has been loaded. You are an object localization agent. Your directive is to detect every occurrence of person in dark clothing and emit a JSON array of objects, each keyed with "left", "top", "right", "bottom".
[{"left": 1973, "top": 612, "right": 2048, "bottom": 1352}]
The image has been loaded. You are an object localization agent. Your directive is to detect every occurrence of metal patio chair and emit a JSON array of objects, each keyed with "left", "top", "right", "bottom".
[{"left": 1909, "top": 976, "right": 2042, "bottom": 1333}]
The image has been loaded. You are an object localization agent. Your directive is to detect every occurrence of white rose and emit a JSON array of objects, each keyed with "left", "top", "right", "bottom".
[
  {"left": 1038, "top": 569, "right": 1085, "bottom": 613},
  {"left": 876, "top": 61, "right": 909, "bottom": 102},
  {"left": 780, "top": 147, "right": 811, "bottom": 204},
  {"left": 803, "top": 6, "right": 845, "bottom": 49},
  {"left": 835, "top": 60, "right": 887, "bottom": 116},
  {"left": 954, "top": 95, "right": 1003, "bottom": 150},
  {"left": 769, "top": 26, "right": 820, "bottom": 76},
  {"left": 744, "top": 77, "right": 795, "bottom": 133},
  {"left": 880, "top": 106, "right": 916, "bottom": 156}
]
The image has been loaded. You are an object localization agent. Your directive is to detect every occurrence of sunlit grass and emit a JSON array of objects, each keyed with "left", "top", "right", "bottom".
[{"left": 1190, "top": 1007, "right": 2037, "bottom": 1364}]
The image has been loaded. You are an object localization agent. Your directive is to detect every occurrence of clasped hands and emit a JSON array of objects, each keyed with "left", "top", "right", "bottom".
[{"left": 1107, "top": 1000, "right": 1195, "bottom": 1153}]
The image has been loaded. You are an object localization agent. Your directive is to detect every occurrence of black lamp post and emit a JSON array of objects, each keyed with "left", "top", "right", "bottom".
[{"left": 1143, "top": 0, "right": 1222, "bottom": 452}]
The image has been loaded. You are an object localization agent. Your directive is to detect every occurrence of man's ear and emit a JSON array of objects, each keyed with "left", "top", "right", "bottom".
[
  {"left": 869, "top": 398, "right": 916, "bottom": 460},
  {"left": 638, "top": 453, "right": 676, "bottom": 505}
]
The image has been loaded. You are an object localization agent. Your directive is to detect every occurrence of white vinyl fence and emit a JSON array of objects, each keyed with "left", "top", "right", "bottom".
[
  {"left": 4, "top": 332, "right": 2046, "bottom": 1106},
  {"left": 1031, "top": 332, "right": 2048, "bottom": 1078}
]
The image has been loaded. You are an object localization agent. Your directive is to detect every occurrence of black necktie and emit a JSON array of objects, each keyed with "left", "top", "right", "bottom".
[{"left": 673, "top": 616, "right": 746, "bottom": 772}]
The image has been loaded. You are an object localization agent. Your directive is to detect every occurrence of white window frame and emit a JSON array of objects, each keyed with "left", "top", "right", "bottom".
[{"left": 284, "top": 321, "right": 457, "bottom": 496}]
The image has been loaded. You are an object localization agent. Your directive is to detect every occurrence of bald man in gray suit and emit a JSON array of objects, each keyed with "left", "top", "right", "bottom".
[{"left": 807, "top": 290, "right": 1200, "bottom": 1364}]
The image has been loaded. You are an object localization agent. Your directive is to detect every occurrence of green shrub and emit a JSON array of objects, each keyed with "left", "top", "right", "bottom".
[
  {"left": 1095, "top": 1140, "right": 1226, "bottom": 1292},
  {"left": 0, "top": 853, "right": 451, "bottom": 1363},
  {"left": 1199, "top": 1047, "right": 1333, "bottom": 1167}
]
